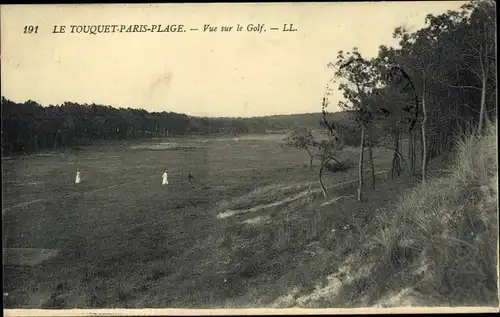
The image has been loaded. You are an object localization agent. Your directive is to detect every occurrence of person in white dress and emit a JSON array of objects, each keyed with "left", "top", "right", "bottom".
[
  {"left": 162, "top": 169, "right": 169, "bottom": 186},
  {"left": 75, "top": 169, "right": 81, "bottom": 184}
]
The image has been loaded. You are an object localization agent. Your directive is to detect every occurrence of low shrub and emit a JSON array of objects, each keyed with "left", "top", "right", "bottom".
[{"left": 325, "top": 159, "right": 355, "bottom": 173}]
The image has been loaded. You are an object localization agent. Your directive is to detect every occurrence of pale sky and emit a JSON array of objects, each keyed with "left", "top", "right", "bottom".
[{"left": 1, "top": 2, "right": 466, "bottom": 117}]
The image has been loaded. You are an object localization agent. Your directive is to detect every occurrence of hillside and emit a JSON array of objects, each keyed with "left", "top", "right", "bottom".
[
  {"left": 379, "top": 122, "right": 498, "bottom": 306},
  {"left": 249, "top": 111, "right": 356, "bottom": 131},
  {"left": 272, "top": 122, "right": 498, "bottom": 308}
]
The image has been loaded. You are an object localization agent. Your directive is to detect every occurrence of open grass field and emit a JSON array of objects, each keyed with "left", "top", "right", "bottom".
[{"left": 2, "top": 133, "right": 449, "bottom": 308}]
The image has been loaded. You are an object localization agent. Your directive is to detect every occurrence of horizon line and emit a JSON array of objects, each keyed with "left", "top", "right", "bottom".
[{"left": 1, "top": 96, "right": 347, "bottom": 119}]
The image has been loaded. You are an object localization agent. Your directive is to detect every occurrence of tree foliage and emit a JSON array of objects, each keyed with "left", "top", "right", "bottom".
[{"left": 324, "top": 0, "right": 496, "bottom": 188}]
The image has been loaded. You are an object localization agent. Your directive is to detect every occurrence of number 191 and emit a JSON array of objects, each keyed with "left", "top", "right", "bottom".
[{"left": 24, "top": 25, "right": 39, "bottom": 34}]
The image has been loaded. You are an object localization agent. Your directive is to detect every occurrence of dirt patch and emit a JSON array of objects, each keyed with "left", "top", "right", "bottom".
[
  {"left": 320, "top": 196, "right": 350, "bottom": 206},
  {"left": 242, "top": 215, "right": 271, "bottom": 225},
  {"left": 3, "top": 248, "right": 61, "bottom": 267},
  {"left": 130, "top": 143, "right": 200, "bottom": 151},
  {"left": 373, "top": 287, "right": 440, "bottom": 307},
  {"left": 217, "top": 172, "right": 389, "bottom": 220},
  {"left": 217, "top": 191, "right": 308, "bottom": 219},
  {"left": 2, "top": 199, "right": 47, "bottom": 215}
]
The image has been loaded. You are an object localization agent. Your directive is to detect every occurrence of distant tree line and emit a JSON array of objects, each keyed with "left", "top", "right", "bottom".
[
  {"left": 0, "top": 97, "right": 356, "bottom": 155},
  {"left": 0, "top": 98, "right": 245, "bottom": 154}
]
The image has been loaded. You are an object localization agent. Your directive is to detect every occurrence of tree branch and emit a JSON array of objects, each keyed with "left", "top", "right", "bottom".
[
  {"left": 445, "top": 83, "right": 482, "bottom": 90},
  {"left": 462, "top": 103, "right": 481, "bottom": 114}
]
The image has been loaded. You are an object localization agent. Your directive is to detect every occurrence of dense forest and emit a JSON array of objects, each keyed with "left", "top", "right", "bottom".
[
  {"left": 278, "top": 0, "right": 496, "bottom": 201},
  {"left": 0, "top": 96, "right": 354, "bottom": 155},
  {"left": 317, "top": 0, "right": 496, "bottom": 184}
]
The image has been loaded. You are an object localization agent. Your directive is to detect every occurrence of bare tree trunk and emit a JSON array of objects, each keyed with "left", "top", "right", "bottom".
[
  {"left": 479, "top": 28, "right": 492, "bottom": 134},
  {"left": 368, "top": 137, "right": 375, "bottom": 190},
  {"left": 412, "top": 132, "right": 416, "bottom": 175},
  {"left": 419, "top": 128, "right": 423, "bottom": 167},
  {"left": 478, "top": 71, "right": 490, "bottom": 133},
  {"left": 421, "top": 72, "right": 428, "bottom": 183},
  {"left": 408, "top": 129, "right": 415, "bottom": 176},
  {"left": 357, "top": 125, "right": 365, "bottom": 202},
  {"left": 397, "top": 131, "right": 402, "bottom": 177},
  {"left": 440, "top": 125, "right": 445, "bottom": 155},
  {"left": 53, "top": 132, "right": 58, "bottom": 149},
  {"left": 391, "top": 129, "right": 401, "bottom": 179},
  {"left": 307, "top": 155, "right": 314, "bottom": 199},
  {"left": 34, "top": 134, "right": 39, "bottom": 153},
  {"left": 408, "top": 129, "right": 411, "bottom": 161},
  {"left": 318, "top": 163, "right": 328, "bottom": 198}
]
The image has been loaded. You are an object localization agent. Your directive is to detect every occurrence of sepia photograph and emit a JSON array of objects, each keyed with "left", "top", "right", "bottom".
[{"left": 1, "top": 1, "right": 498, "bottom": 314}]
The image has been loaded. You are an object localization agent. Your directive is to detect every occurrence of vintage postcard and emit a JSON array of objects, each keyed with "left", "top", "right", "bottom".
[{"left": 1, "top": 1, "right": 498, "bottom": 315}]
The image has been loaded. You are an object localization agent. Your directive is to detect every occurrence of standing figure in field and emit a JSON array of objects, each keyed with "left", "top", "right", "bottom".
[
  {"left": 75, "top": 169, "right": 81, "bottom": 184},
  {"left": 162, "top": 169, "right": 169, "bottom": 186},
  {"left": 188, "top": 171, "right": 195, "bottom": 185}
]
